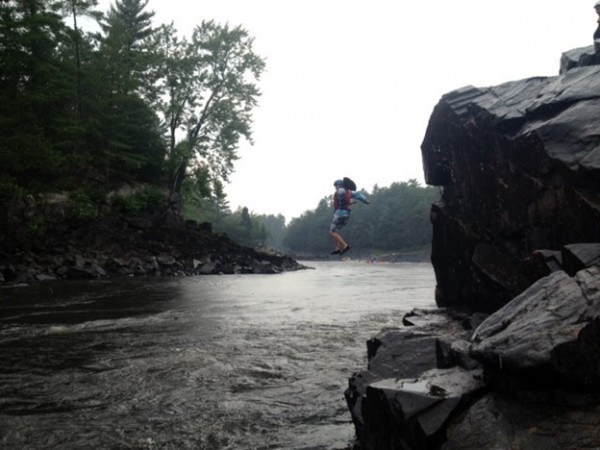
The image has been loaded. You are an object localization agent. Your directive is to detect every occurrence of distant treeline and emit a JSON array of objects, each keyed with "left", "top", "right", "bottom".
[
  {"left": 188, "top": 179, "right": 439, "bottom": 255},
  {"left": 284, "top": 179, "right": 439, "bottom": 254}
]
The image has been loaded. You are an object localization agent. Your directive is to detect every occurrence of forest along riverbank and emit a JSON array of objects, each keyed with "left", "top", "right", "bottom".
[{"left": 0, "top": 261, "right": 436, "bottom": 450}]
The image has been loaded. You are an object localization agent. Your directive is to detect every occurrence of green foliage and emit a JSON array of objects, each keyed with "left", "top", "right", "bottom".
[
  {"left": 0, "top": 0, "right": 76, "bottom": 189},
  {"left": 219, "top": 207, "right": 280, "bottom": 248},
  {"left": 0, "top": 176, "right": 23, "bottom": 203},
  {"left": 26, "top": 216, "right": 47, "bottom": 239},
  {"left": 99, "top": 0, "right": 155, "bottom": 96},
  {"left": 181, "top": 178, "right": 436, "bottom": 253},
  {"left": 149, "top": 21, "right": 265, "bottom": 194},
  {"left": 113, "top": 187, "right": 165, "bottom": 215},
  {"left": 181, "top": 173, "right": 229, "bottom": 225},
  {"left": 91, "top": 0, "right": 165, "bottom": 183},
  {"left": 284, "top": 199, "right": 331, "bottom": 253},
  {"left": 259, "top": 213, "right": 287, "bottom": 250},
  {"left": 182, "top": 186, "right": 285, "bottom": 249},
  {"left": 0, "top": 0, "right": 264, "bottom": 221},
  {"left": 69, "top": 189, "right": 97, "bottom": 220}
]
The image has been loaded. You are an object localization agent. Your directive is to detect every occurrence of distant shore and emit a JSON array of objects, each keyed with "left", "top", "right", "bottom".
[{"left": 293, "top": 247, "right": 432, "bottom": 263}]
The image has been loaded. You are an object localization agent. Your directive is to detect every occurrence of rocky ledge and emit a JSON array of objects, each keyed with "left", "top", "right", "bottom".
[
  {"left": 346, "top": 252, "right": 600, "bottom": 450},
  {"left": 0, "top": 217, "right": 305, "bottom": 284}
]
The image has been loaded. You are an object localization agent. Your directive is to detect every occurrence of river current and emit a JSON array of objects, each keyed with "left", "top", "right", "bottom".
[{"left": 0, "top": 261, "right": 436, "bottom": 450}]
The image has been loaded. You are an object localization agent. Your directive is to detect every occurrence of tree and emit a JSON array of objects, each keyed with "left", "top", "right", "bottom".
[
  {"left": 0, "top": 0, "right": 263, "bottom": 220},
  {"left": 284, "top": 198, "right": 332, "bottom": 253},
  {"left": 60, "top": 0, "right": 100, "bottom": 122},
  {"left": 99, "top": 0, "right": 154, "bottom": 96},
  {"left": 0, "top": 0, "right": 76, "bottom": 189},
  {"left": 258, "top": 213, "right": 287, "bottom": 250},
  {"left": 151, "top": 21, "right": 265, "bottom": 195},
  {"left": 92, "top": 0, "right": 164, "bottom": 183},
  {"left": 240, "top": 206, "right": 253, "bottom": 237}
]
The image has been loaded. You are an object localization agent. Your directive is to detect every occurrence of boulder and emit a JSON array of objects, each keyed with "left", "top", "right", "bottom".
[
  {"left": 470, "top": 267, "right": 600, "bottom": 373},
  {"left": 197, "top": 261, "right": 218, "bottom": 275},
  {"left": 65, "top": 266, "right": 97, "bottom": 280},
  {"left": 348, "top": 268, "right": 600, "bottom": 448},
  {"left": 345, "top": 309, "right": 481, "bottom": 449},
  {"left": 579, "top": 316, "right": 600, "bottom": 376},
  {"left": 0, "top": 215, "right": 306, "bottom": 284},
  {"left": 436, "top": 337, "right": 480, "bottom": 371},
  {"left": 361, "top": 367, "right": 485, "bottom": 450},
  {"left": 346, "top": 327, "right": 441, "bottom": 438}
]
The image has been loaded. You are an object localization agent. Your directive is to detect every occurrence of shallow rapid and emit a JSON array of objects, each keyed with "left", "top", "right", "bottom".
[{"left": 0, "top": 261, "right": 435, "bottom": 450}]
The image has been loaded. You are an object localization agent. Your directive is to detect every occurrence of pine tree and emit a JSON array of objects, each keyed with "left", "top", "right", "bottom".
[
  {"left": 99, "top": 0, "right": 154, "bottom": 95},
  {"left": 60, "top": 0, "right": 100, "bottom": 122},
  {"left": 92, "top": 0, "right": 164, "bottom": 184},
  {"left": 0, "top": 0, "right": 76, "bottom": 189}
]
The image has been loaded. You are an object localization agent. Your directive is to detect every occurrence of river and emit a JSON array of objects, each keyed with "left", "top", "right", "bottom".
[{"left": 0, "top": 260, "right": 436, "bottom": 450}]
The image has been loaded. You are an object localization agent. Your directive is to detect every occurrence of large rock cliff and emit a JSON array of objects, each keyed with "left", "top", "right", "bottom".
[
  {"left": 346, "top": 47, "right": 600, "bottom": 449},
  {"left": 421, "top": 49, "right": 600, "bottom": 313}
]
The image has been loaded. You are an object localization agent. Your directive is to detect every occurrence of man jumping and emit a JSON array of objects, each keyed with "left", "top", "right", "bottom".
[{"left": 329, "top": 178, "right": 369, "bottom": 255}]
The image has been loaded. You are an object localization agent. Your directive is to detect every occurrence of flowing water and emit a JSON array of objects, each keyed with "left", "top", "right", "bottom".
[{"left": 0, "top": 261, "right": 436, "bottom": 450}]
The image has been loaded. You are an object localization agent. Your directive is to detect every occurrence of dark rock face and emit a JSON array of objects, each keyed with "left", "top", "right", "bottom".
[
  {"left": 348, "top": 47, "right": 600, "bottom": 449},
  {"left": 421, "top": 65, "right": 600, "bottom": 312}
]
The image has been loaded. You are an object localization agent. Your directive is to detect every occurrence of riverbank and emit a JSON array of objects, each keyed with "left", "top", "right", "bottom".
[{"left": 0, "top": 216, "right": 306, "bottom": 284}]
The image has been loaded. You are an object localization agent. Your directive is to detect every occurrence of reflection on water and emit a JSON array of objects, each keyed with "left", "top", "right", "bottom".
[{"left": 0, "top": 261, "right": 435, "bottom": 450}]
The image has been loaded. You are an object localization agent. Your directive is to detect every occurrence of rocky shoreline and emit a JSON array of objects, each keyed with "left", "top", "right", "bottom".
[
  {"left": 0, "top": 216, "right": 306, "bottom": 284},
  {"left": 346, "top": 249, "right": 600, "bottom": 449}
]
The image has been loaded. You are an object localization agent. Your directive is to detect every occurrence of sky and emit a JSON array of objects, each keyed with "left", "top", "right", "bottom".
[{"left": 97, "top": 0, "right": 595, "bottom": 222}]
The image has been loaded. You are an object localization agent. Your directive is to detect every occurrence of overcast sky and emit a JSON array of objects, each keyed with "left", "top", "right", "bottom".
[{"left": 98, "top": 0, "right": 595, "bottom": 221}]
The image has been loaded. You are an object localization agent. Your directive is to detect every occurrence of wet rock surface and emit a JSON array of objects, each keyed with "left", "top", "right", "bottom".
[
  {"left": 470, "top": 267, "right": 600, "bottom": 372},
  {"left": 348, "top": 268, "right": 600, "bottom": 449},
  {"left": 346, "top": 309, "right": 483, "bottom": 450},
  {"left": 443, "top": 394, "right": 600, "bottom": 450}
]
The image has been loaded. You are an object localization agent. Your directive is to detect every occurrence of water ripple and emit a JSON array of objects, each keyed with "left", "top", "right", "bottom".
[{"left": 0, "top": 261, "right": 435, "bottom": 449}]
